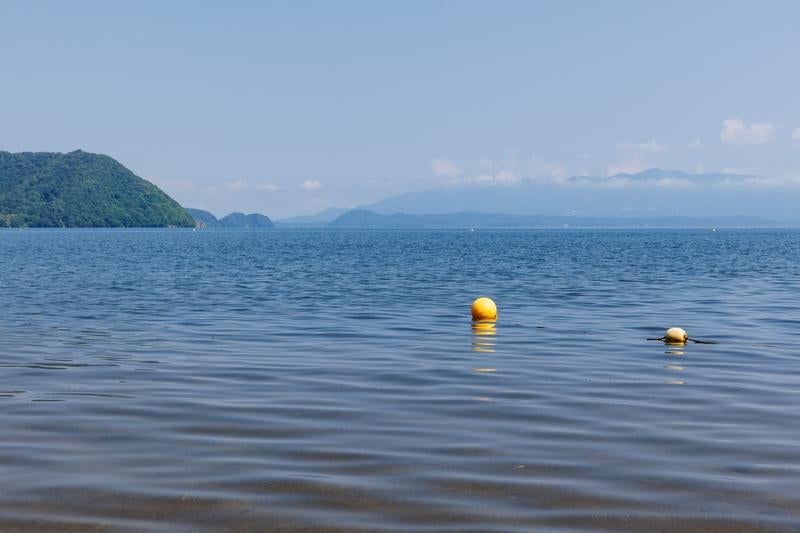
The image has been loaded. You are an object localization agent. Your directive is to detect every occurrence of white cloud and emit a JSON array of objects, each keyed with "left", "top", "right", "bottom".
[
  {"left": 491, "top": 170, "right": 520, "bottom": 184},
  {"left": 571, "top": 172, "right": 693, "bottom": 189},
  {"left": 438, "top": 158, "right": 565, "bottom": 187},
  {"left": 476, "top": 157, "right": 493, "bottom": 171},
  {"left": 438, "top": 154, "right": 523, "bottom": 186},
  {"left": 444, "top": 170, "right": 521, "bottom": 186},
  {"left": 721, "top": 167, "right": 751, "bottom": 175},
  {"left": 607, "top": 161, "right": 646, "bottom": 176},
  {"left": 431, "top": 158, "right": 460, "bottom": 177},
  {"left": 590, "top": 176, "right": 634, "bottom": 188},
  {"left": 791, "top": 128, "right": 800, "bottom": 144},
  {"left": 227, "top": 179, "right": 248, "bottom": 192},
  {"left": 688, "top": 138, "right": 703, "bottom": 150},
  {"left": 720, "top": 118, "right": 773, "bottom": 144},
  {"left": 540, "top": 162, "right": 567, "bottom": 180},
  {"left": 619, "top": 140, "right": 669, "bottom": 152},
  {"left": 718, "top": 172, "right": 800, "bottom": 187},
  {"left": 654, "top": 178, "right": 693, "bottom": 188},
  {"left": 770, "top": 172, "right": 800, "bottom": 186},
  {"left": 226, "top": 179, "right": 280, "bottom": 192},
  {"left": 301, "top": 179, "right": 322, "bottom": 191}
]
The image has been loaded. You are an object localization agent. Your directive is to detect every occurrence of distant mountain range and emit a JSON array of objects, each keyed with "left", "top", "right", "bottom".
[
  {"left": 328, "top": 209, "right": 784, "bottom": 228},
  {"left": 186, "top": 208, "right": 273, "bottom": 229},
  {"left": 277, "top": 207, "right": 349, "bottom": 225},
  {"left": 264, "top": 168, "right": 800, "bottom": 228},
  {"left": 356, "top": 169, "right": 800, "bottom": 220},
  {"left": 11, "top": 155, "right": 788, "bottom": 231},
  {"left": 269, "top": 168, "right": 799, "bottom": 228},
  {"left": 564, "top": 168, "right": 754, "bottom": 185},
  {"left": 204, "top": 206, "right": 787, "bottom": 229}
]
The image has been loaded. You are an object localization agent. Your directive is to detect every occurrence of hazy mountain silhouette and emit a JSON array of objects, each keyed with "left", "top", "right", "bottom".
[
  {"left": 276, "top": 207, "right": 349, "bottom": 226},
  {"left": 330, "top": 209, "right": 782, "bottom": 228},
  {"left": 357, "top": 169, "right": 800, "bottom": 220}
]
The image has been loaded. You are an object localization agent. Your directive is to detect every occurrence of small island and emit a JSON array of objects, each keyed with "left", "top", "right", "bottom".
[
  {"left": 185, "top": 208, "right": 273, "bottom": 229},
  {"left": 0, "top": 150, "right": 195, "bottom": 228}
]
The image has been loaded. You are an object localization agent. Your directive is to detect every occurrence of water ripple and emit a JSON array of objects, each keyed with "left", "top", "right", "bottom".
[{"left": 0, "top": 228, "right": 799, "bottom": 530}]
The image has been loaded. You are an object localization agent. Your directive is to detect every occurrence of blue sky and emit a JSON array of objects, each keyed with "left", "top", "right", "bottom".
[{"left": 2, "top": 1, "right": 800, "bottom": 218}]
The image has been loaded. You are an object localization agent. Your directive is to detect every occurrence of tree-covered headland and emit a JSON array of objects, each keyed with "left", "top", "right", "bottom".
[{"left": 0, "top": 150, "right": 194, "bottom": 227}]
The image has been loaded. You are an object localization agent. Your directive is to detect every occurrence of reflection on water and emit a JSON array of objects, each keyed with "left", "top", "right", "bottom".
[
  {"left": 471, "top": 320, "right": 496, "bottom": 353},
  {"left": 1, "top": 228, "right": 800, "bottom": 531},
  {"left": 662, "top": 346, "right": 688, "bottom": 383}
]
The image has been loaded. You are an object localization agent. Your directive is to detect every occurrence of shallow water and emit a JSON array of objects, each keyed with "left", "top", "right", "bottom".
[{"left": 1, "top": 228, "right": 799, "bottom": 531}]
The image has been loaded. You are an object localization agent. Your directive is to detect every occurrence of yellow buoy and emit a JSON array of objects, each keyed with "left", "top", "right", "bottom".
[
  {"left": 664, "top": 327, "right": 688, "bottom": 345},
  {"left": 471, "top": 297, "right": 497, "bottom": 321}
]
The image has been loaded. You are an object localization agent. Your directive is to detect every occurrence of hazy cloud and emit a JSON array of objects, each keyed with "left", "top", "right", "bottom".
[
  {"left": 688, "top": 138, "right": 703, "bottom": 150},
  {"left": 607, "top": 161, "right": 646, "bottom": 176},
  {"left": 227, "top": 179, "right": 249, "bottom": 192},
  {"left": 619, "top": 140, "right": 669, "bottom": 152},
  {"left": 226, "top": 179, "right": 280, "bottom": 192},
  {"left": 791, "top": 128, "right": 800, "bottom": 144},
  {"left": 653, "top": 178, "right": 693, "bottom": 188},
  {"left": 431, "top": 158, "right": 460, "bottom": 177},
  {"left": 540, "top": 162, "right": 567, "bottom": 180},
  {"left": 576, "top": 175, "right": 635, "bottom": 188},
  {"left": 721, "top": 167, "right": 752, "bottom": 174},
  {"left": 718, "top": 172, "right": 800, "bottom": 187},
  {"left": 573, "top": 172, "right": 691, "bottom": 189},
  {"left": 445, "top": 170, "right": 521, "bottom": 186},
  {"left": 301, "top": 179, "right": 322, "bottom": 191},
  {"left": 488, "top": 170, "right": 521, "bottom": 185},
  {"left": 720, "top": 118, "right": 773, "bottom": 144}
]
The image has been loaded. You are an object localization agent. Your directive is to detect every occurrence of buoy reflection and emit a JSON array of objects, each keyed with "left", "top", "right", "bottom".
[
  {"left": 472, "top": 321, "right": 496, "bottom": 353},
  {"left": 663, "top": 347, "right": 687, "bottom": 384}
]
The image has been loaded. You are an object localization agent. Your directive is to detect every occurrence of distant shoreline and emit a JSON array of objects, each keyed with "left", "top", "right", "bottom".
[{"left": 4, "top": 225, "right": 799, "bottom": 231}]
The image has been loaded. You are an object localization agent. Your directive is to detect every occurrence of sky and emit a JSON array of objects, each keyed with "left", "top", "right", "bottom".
[{"left": 2, "top": 0, "right": 800, "bottom": 219}]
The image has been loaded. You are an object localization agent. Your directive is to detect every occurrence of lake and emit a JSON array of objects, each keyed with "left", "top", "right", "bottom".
[{"left": 1, "top": 228, "right": 799, "bottom": 531}]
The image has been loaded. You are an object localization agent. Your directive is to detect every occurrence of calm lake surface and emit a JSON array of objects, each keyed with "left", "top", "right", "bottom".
[{"left": 1, "top": 228, "right": 799, "bottom": 531}]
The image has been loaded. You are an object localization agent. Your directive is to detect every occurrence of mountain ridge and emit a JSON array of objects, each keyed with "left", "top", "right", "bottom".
[
  {"left": 0, "top": 150, "right": 194, "bottom": 227},
  {"left": 185, "top": 208, "right": 274, "bottom": 229},
  {"left": 356, "top": 168, "right": 800, "bottom": 219},
  {"left": 329, "top": 209, "right": 787, "bottom": 228}
]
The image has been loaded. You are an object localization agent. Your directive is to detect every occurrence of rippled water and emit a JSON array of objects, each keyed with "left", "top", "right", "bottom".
[{"left": 1, "top": 228, "right": 799, "bottom": 531}]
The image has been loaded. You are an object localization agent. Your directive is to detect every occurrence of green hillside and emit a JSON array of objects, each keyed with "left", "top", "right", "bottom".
[
  {"left": 0, "top": 150, "right": 194, "bottom": 227},
  {"left": 185, "top": 208, "right": 274, "bottom": 229},
  {"left": 185, "top": 208, "right": 220, "bottom": 228}
]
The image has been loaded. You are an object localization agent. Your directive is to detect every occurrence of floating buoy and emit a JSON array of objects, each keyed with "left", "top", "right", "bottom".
[
  {"left": 664, "top": 327, "right": 688, "bottom": 345},
  {"left": 647, "top": 327, "right": 717, "bottom": 345},
  {"left": 471, "top": 297, "right": 497, "bottom": 321}
]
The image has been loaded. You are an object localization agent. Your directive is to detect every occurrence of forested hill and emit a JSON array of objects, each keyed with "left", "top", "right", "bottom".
[
  {"left": 0, "top": 150, "right": 194, "bottom": 227},
  {"left": 185, "top": 208, "right": 274, "bottom": 228}
]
